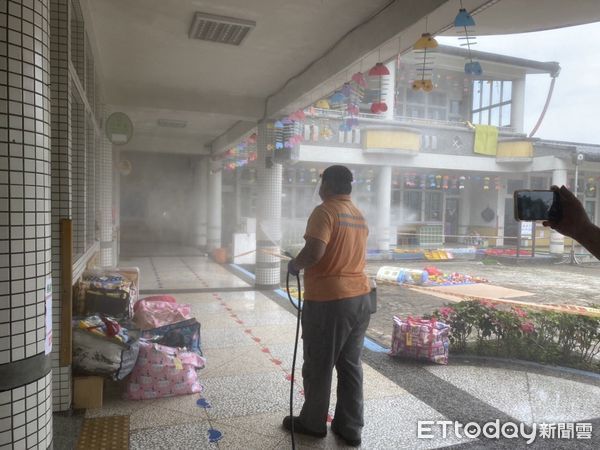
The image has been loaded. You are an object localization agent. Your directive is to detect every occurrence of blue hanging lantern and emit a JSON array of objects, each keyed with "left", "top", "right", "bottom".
[
  {"left": 329, "top": 91, "right": 346, "bottom": 106},
  {"left": 454, "top": 8, "right": 475, "bottom": 27},
  {"left": 465, "top": 61, "right": 482, "bottom": 76},
  {"left": 454, "top": 6, "right": 482, "bottom": 76}
]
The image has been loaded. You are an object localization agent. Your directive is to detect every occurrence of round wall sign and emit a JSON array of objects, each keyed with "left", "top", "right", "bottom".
[{"left": 105, "top": 112, "right": 133, "bottom": 145}]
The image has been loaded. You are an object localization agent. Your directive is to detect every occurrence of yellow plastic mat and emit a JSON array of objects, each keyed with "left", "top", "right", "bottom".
[{"left": 76, "top": 415, "right": 129, "bottom": 450}]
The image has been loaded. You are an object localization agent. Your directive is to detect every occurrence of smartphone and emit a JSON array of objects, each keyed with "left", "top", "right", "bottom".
[{"left": 514, "top": 190, "right": 561, "bottom": 222}]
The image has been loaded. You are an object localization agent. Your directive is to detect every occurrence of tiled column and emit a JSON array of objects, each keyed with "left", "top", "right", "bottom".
[
  {"left": 376, "top": 166, "right": 392, "bottom": 251},
  {"left": 383, "top": 59, "right": 396, "bottom": 120},
  {"left": 255, "top": 121, "right": 282, "bottom": 287},
  {"left": 97, "top": 133, "right": 113, "bottom": 266},
  {"left": 71, "top": 97, "right": 85, "bottom": 258},
  {"left": 550, "top": 168, "right": 567, "bottom": 254},
  {"left": 207, "top": 165, "right": 221, "bottom": 251},
  {"left": 49, "top": 0, "right": 71, "bottom": 412},
  {"left": 1, "top": 0, "right": 54, "bottom": 447},
  {"left": 193, "top": 156, "right": 208, "bottom": 248}
]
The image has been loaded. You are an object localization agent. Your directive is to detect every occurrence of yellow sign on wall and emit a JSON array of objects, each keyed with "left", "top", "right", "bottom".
[
  {"left": 363, "top": 129, "right": 421, "bottom": 153},
  {"left": 496, "top": 140, "right": 533, "bottom": 159}
]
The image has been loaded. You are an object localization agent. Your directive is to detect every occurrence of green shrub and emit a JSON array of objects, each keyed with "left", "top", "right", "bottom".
[{"left": 431, "top": 301, "right": 600, "bottom": 372}]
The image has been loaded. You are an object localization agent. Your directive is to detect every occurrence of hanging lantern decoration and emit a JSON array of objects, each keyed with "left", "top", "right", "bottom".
[
  {"left": 428, "top": 174, "right": 436, "bottom": 189},
  {"left": 442, "top": 175, "right": 449, "bottom": 190},
  {"left": 315, "top": 98, "right": 330, "bottom": 109},
  {"left": 483, "top": 176, "right": 490, "bottom": 190},
  {"left": 309, "top": 168, "right": 318, "bottom": 183},
  {"left": 412, "top": 33, "right": 438, "bottom": 92},
  {"left": 367, "top": 63, "right": 390, "bottom": 114},
  {"left": 458, "top": 176, "right": 466, "bottom": 189},
  {"left": 586, "top": 177, "right": 597, "bottom": 197},
  {"left": 494, "top": 176, "right": 502, "bottom": 191},
  {"left": 274, "top": 120, "right": 285, "bottom": 150},
  {"left": 450, "top": 176, "right": 459, "bottom": 190},
  {"left": 454, "top": 5, "right": 482, "bottom": 76},
  {"left": 419, "top": 174, "right": 427, "bottom": 189},
  {"left": 435, "top": 174, "right": 442, "bottom": 189},
  {"left": 329, "top": 90, "right": 346, "bottom": 108}
]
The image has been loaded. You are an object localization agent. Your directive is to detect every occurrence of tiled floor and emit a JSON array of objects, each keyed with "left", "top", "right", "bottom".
[{"left": 61, "top": 257, "right": 600, "bottom": 449}]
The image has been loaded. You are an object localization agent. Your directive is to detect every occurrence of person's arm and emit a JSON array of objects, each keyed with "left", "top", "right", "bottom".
[
  {"left": 543, "top": 185, "right": 600, "bottom": 260},
  {"left": 288, "top": 207, "right": 332, "bottom": 275},
  {"left": 289, "top": 238, "right": 327, "bottom": 273}
]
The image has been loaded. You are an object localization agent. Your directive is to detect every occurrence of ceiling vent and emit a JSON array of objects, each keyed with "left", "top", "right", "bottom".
[
  {"left": 157, "top": 119, "right": 187, "bottom": 128},
  {"left": 189, "top": 12, "right": 255, "bottom": 46}
]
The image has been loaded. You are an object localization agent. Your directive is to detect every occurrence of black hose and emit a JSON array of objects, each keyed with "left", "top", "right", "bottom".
[{"left": 286, "top": 270, "right": 302, "bottom": 450}]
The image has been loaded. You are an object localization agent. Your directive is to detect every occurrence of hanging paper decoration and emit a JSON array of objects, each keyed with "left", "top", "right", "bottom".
[
  {"left": 454, "top": 5, "right": 482, "bottom": 75},
  {"left": 458, "top": 176, "right": 466, "bottom": 189},
  {"left": 412, "top": 33, "right": 438, "bottom": 92},
  {"left": 341, "top": 79, "right": 362, "bottom": 132},
  {"left": 483, "top": 176, "right": 490, "bottom": 190},
  {"left": 310, "top": 168, "right": 318, "bottom": 183},
  {"left": 442, "top": 175, "right": 449, "bottom": 190},
  {"left": 419, "top": 174, "right": 427, "bottom": 189},
  {"left": 367, "top": 63, "right": 390, "bottom": 114}
]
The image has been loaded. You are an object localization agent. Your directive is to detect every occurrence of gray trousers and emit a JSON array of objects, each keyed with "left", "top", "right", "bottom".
[{"left": 298, "top": 293, "right": 371, "bottom": 439}]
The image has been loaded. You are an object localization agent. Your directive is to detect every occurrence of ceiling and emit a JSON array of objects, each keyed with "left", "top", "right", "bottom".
[{"left": 83, "top": 0, "right": 600, "bottom": 155}]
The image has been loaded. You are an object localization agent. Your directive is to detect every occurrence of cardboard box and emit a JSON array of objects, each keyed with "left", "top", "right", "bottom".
[{"left": 73, "top": 376, "right": 104, "bottom": 409}]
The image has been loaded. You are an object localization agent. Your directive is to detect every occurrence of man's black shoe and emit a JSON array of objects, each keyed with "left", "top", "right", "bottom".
[
  {"left": 282, "top": 416, "right": 327, "bottom": 438},
  {"left": 331, "top": 422, "right": 361, "bottom": 447}
]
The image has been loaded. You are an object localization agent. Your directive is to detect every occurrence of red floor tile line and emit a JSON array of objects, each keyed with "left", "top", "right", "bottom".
[{"left": 216, "top": 297, "right": 305, "bottom": 395}]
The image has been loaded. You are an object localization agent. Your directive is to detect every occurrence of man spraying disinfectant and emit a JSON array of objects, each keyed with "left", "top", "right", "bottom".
[{"left": 283, "top": 165, "right": 372, "bottom": 447}]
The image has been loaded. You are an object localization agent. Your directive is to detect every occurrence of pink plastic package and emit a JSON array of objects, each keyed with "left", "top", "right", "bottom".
[
  {"left": 125, "top": 341, "right": 206, "bottom": 400},
  {"left": 390, "top": 316, "right": 450, "bottom": 365},
  {"left": 133, "top": 296, "right": 192, "bottom": 330}
]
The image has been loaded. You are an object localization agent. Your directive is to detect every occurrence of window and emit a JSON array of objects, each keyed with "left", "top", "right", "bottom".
[
  {"left": 471, "top": 80, "right": 513, "bottom": 127},
  {"left": 424, "top": 191, "right": 442, "bottom": 221},
  {"left": 403, "top": 191, "right": 422, "bottom": 222},
  {"left": 585, "top": 201, "right": 596, "bottom": 222}
]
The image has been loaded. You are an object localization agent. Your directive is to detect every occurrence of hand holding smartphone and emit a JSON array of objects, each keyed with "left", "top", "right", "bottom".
[{"left": 514, "top": 189, "right": 562, "bottom": 222}]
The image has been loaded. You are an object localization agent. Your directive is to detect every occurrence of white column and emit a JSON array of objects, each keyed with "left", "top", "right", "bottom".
[
  {"left": 383, "top": 59, "right": 396, "bottom": 120},
  {"left": 376, "top": 166, "right": 392, "bottom": 251},
  {"left": 0, "top": 1, "right": 54, "bottom": 447},
  {"left": 207, "top": 166, "right": 222, "bottom": 250},
  {"left": 255, "top": 122, "right": 282, "bottom": 287},
  {"left": 496, "top": 181, "right": 507, "bottom": 246},
  {"left": 193, "top": 157, "right": 208, "bottom": 248},
  {"left": 49, "top": 0, "right": 71, "bottom": 414},
  {"left": 550, "top": 169, "right": 567, "bottom": 254},
  {"left": 97, "top": 133, "right": 113, "bottom": 266},
  {"left": 511, "top": 78, "right": 526, "bottom": 134}
]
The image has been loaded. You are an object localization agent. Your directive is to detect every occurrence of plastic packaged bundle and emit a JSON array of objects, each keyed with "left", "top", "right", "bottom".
[
  {"left": 124, "top": 341, "right": 206, "bottom": 400},
  {"left": 72, "top": 315, "right": 140, "bottom": 380},
  {"left": 133, "top": 295, "right": 192, "bottom": 330},
  {"left": 390, "top": 316, "right": 449, "bottom": 365},
  {"left": 77, "top": 267, "right": 140, "bottom": 318}
]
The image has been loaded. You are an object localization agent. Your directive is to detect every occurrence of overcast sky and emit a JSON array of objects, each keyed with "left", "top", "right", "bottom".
[{"left": 438, "top": 21, "right": 600, "bottom": 145}]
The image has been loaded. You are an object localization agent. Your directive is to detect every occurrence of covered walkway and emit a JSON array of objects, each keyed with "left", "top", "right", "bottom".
[{"left": 53, "top": 258, "right": 600, "bottom": 449}]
